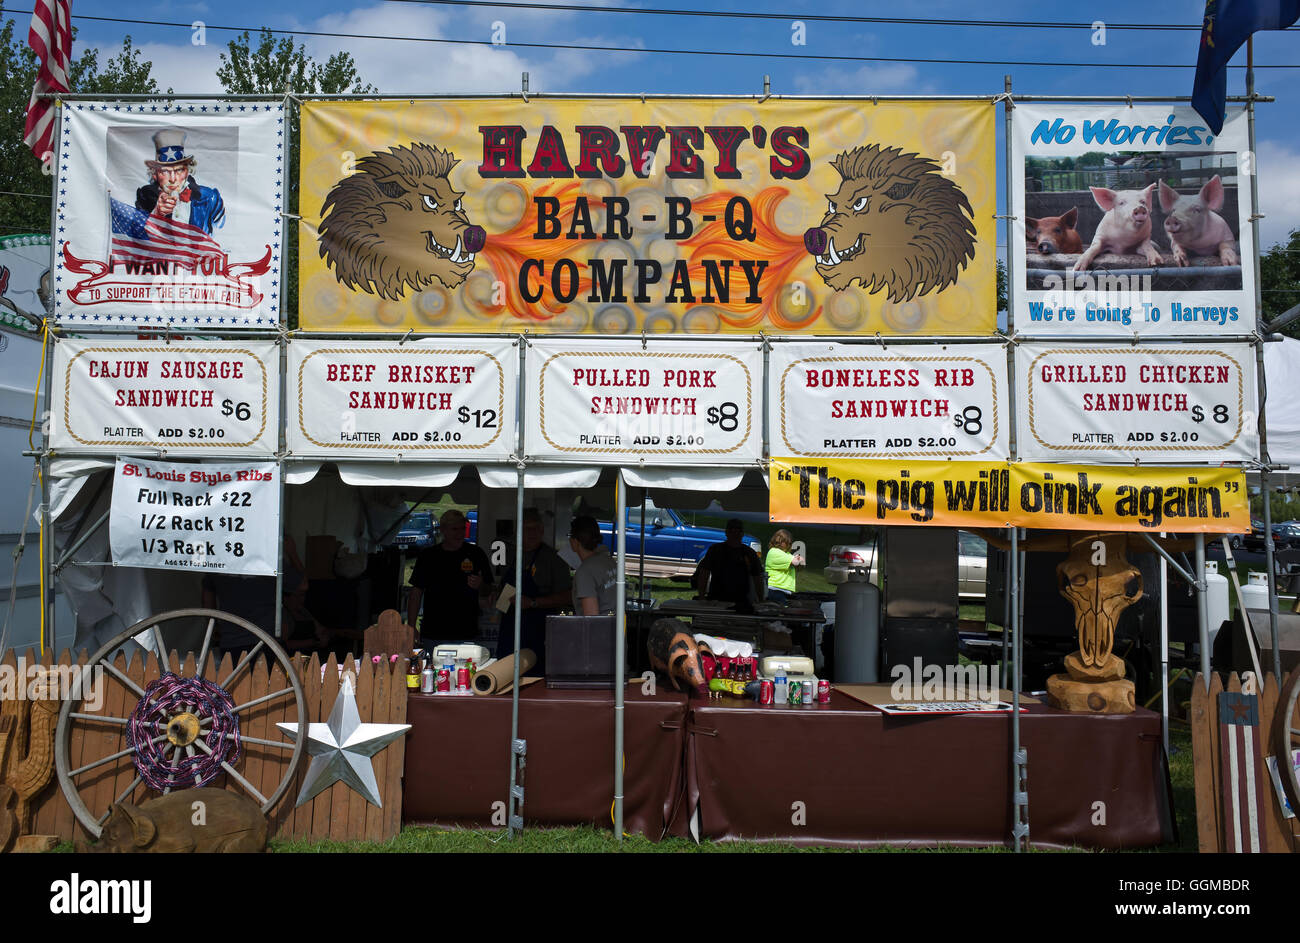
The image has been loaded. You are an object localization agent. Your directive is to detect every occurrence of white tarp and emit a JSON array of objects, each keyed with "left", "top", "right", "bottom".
[
  {"left": 769, "top": 341, "right": 1008, "bottom": 461},
  {"left": 1012, "top": 104, "right": 1255, "bottom": 337},
  {"left": 50, "top": 338, "right": 279, "bottom": 455},
  {"left": 54, "top": 103, "right": 285, "bottom": 328},
  {"left": 526, "top": 338, "right": 762, "bottom": 464},
  {"left": 287, "top": 339, "right": 517, "bottom": 461},
  {"left": 1015, "top": 341, "right": 1258, "bottom": 463},
  {"left": 1263, "top": 337, "right": 1300, "bottom": 469}
]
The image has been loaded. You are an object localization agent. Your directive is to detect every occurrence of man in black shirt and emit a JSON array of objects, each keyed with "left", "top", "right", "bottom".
[
  {"left": 407, "top": 508, "right": 493, "bottom": 645},
  {"left": 693, "top": 518, "right": 764, "bottom": 613}
]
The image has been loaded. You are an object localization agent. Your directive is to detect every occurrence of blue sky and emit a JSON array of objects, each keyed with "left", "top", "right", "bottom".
[{"left": 33, "top": 0, "right": 1300, "bottom": 246}]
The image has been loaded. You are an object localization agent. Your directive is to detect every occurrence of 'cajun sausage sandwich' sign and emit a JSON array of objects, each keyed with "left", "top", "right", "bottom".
[
  {"left": 50, "top": 338, "right": 278, "bottom": 456},
  {"left": 298, "top": 99, "right": 994, "bottom": 335}
]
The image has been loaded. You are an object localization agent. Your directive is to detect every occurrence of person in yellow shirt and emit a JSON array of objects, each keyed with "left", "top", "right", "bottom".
[{"left": 764, "top": 529, "right": 804, "bottom": 604}]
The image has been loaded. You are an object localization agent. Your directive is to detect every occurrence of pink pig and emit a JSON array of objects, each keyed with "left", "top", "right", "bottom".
[
  {"left": 1073, "top": 183, "right": 1163, "bottom": 272},
  {"left": 1158, "top": 176, "right": 1239, "bottom": 268}
]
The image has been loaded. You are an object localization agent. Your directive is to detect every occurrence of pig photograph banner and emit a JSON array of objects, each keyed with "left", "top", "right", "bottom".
[
  {"left": 287, "top": 339, "right": 516, "bottom": 459},
  {"left": 525, "top": 338, "right": 762, "bottom": 463},
  {"left": 769, "top": 341, "right": 1007, "bottom": 461},
  {"left": 1015, "top": 343, "right": 1258, "bottom": 463},
  {"left": 297, "top": 99, "right": 995, "bottom": 335},
  {"left": 54, "top": 103, "right": 285, "bottom": 329},
  {"left": 110, "top": 457, "right": 279, "bottom": 574},
  {"left": 1012, "top": 105, "right": 1255, "bottom": 337},
  {"left": 769, "top": 458, "right": 1248, "bottom": 533},
  {"left": 49, "top": 339, "right": 279, "bottom": 456}
]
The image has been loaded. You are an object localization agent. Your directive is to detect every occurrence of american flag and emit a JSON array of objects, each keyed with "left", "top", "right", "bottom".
[
  {"left": 1217, "top": 691, "right": 1267, "bottom": 853},
  {"left": 110, "top": 197, "right": 224, "bottom": 268},
  {"left": 22, "top": 0, "right": 73, "bottom": 161}
]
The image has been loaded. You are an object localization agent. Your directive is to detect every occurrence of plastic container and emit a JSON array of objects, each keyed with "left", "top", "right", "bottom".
[{"left": 774, "top": 671, "right": 788, "bottom": 705}]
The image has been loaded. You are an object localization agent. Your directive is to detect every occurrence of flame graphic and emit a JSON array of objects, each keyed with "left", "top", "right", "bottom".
[
  {"left": 681, "top": 187, "right": 822, "bottom": 330},
  {"left": 478, "top": 181, "right": 593, "bottom": 322}
]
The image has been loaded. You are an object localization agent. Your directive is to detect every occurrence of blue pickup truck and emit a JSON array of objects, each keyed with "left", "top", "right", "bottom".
[
  {"left": 599, "top": 501, "right": 761, "bottom": 580},
  {"left": 430, "top": 506, "right": 758, "bottom": 581}
]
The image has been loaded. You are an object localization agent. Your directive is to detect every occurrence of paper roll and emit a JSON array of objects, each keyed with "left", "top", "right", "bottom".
[{"left": 472, "top": 649, "right": 537, "bottom": 695}]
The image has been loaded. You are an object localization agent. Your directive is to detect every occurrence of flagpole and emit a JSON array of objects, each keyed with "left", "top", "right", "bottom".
[{"left": 1245, "top": 38, "right": 1282, "bottom": 684}]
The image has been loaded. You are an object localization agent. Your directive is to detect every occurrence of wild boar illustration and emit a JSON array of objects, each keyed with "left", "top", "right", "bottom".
[
  {"left": 803, "top": 144, "right": 976, "bottom": 301},
  {"left": 318, "top": 143, "right": 487, "bottom": 298}
]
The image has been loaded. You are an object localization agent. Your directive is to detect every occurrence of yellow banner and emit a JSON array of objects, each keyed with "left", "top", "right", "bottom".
[
  {"left": 298, "top": 99, "right": 995, "bottom": 334},
  {"left": 770, "top": 458, "right": 1248, "bottom": 532}
]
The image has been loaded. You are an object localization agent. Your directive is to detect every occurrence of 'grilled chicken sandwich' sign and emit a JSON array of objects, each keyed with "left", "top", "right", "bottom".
[{"left": 298, "top": 99, "right": 994, "bottom": 335}]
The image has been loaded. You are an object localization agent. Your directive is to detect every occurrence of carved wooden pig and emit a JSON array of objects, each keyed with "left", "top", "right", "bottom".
[
  {"left": 84, "top": 788, "right": 267, "bottom": 853},
  {"left": 647, "top": 618, "right": 708, "bottom": 695}
]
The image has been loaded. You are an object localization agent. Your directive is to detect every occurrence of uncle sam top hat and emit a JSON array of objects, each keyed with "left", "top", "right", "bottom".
[{"left": 145, "top": 129, "right": 197, "bottom": 169}]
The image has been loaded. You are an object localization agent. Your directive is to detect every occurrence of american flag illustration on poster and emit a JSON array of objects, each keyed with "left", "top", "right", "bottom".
[
  {"left": 109, "top": 197, "right": 224, "bottom": 267},
  {"left": 54, "top": 103, "right": 284, "bottom": 329}
]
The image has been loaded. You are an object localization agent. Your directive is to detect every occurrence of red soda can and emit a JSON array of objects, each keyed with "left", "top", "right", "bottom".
[
  {"left": 759, "top": 680, "right": 774, "bottom": 705},
  {"left": 456, "top": 666, "right": 470, "bottom": 693},
  {"left": 817, "top": 679, "right": 831, "bottom": 704},
  {"left": 436, "top": 667, "right": 451, "bottom": 693}
]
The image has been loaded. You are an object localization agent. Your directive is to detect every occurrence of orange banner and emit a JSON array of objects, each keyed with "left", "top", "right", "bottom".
[{"left": 770, "top": 458, "right": 1248, "bottom": 533}]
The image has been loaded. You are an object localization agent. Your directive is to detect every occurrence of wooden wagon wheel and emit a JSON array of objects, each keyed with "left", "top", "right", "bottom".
[
  {"left": 1274, "top": 668, "right": 1300, "bottom": 820},
  {"left": 54, "top": 608, "right": 307, "bottom": 839}
]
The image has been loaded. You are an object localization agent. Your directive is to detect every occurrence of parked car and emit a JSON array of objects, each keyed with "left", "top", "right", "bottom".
[
  {"left": 825, "top": 530, "right": 988, "bottom": 600},
  {"left": 600, "top": 501, "right": 762, "bottom": 580},
  {"left": 388, "top": 510, "right": 437, "bottom": 550},
  {"left": 1234, "top": 520, "right": 1283, "bottom": 554}
]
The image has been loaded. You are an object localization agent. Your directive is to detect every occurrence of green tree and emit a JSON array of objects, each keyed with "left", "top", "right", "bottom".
[
  {"left": 216, "top": 29, "right": 375, "bottom": 95},
  {"left": 1260, "top": 229, "right": 1300, "bottom": 336},
  {"left": 217, "top": 29, "right": 377, "bottom": 328},
  {"left": 0, "top": 17, "right": 167, "bottom": 236}
]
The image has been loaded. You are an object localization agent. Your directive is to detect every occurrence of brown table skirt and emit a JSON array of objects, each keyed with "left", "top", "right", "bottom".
[
  {"left": 402, "top": 684, "right": 689, "bottom": 839},
  {"left": 677, "top": 690, "right": 1174, "bottom": 849}
]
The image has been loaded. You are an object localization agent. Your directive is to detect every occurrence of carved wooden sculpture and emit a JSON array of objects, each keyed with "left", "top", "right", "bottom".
[
  {"left": 1046, "top": 533, "right": 1140, "bottom": 714},
  {"left": 0, "top": 684, "right": 60, "bottom": 852}
]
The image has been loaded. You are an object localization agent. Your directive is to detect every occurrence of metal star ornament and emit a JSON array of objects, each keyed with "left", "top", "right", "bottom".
[{"left": 277, "top": 673, "right": 411, "bottom": 808}]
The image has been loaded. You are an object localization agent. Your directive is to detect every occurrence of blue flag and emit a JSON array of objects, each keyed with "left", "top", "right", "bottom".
[{"left": 1192, "top": 0, "right": 1300, "bottom": 134}]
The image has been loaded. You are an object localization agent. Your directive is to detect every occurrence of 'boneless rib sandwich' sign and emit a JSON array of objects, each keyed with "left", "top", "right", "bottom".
[{"left": 298, "top": 99, "right": 994, "bottom": 335}]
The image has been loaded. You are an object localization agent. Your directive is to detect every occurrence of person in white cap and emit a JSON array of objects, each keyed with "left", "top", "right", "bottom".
[{"left": 135, "top": 129, "right": 226, "bottom": 234}]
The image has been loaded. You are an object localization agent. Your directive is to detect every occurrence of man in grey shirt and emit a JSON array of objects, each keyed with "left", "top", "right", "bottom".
[{"left": 569, "top": 515, "right": 618, "bottom": 614}]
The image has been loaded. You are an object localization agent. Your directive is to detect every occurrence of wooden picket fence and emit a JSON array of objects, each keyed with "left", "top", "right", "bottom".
[
  {"left": 2, "top": 647, "right": 408, "bottom": 848},
  {"left": 1190, "top": 669, "right": 1300, "bottom": 853}
]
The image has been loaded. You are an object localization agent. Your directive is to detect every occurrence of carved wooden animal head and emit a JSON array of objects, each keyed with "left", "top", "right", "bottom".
[{"left": 1057, "top": 534, "right": 1142, "bottom": 670}]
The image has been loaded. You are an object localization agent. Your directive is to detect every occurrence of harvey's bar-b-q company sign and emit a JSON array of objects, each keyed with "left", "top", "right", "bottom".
[{"left": 298, "top": 99, "right": 994, "bottom": 336}]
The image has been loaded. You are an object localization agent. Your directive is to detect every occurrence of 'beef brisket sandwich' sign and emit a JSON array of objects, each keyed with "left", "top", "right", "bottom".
[
  {"left": 286, "top": 339, "right": 516, "bottom": 460},
  {"left": 297, "top": 99, "right": 994, "bottom": 335}
]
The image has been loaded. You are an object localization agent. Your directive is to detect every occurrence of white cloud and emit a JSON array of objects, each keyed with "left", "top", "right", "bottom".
[
  {"left": 791, "top": 63, "right": 930, "bottom": 96},
  {"left": 1255, "top": 139, "right": 1300, "bottom": 250},
  {"left": 77, "top": 39, "right": 225, "bottom": 94},
  {"left": 298, "top": 4, "right": 642, "bottom": 94}
]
